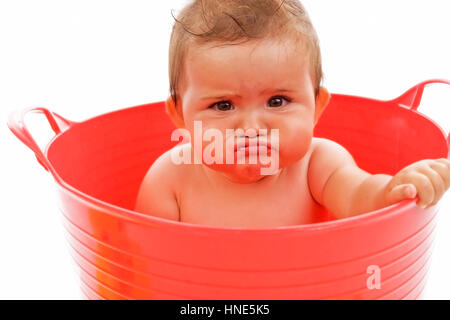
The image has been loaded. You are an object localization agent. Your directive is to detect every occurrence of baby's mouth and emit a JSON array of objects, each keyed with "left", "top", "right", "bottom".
[{"left": 234, "top": 138, "right": 272, "bottom": 154}]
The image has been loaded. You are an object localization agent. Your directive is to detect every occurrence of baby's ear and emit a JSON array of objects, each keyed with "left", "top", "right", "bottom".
[
  {"left": 165, "top": 97, "right": 185, "bottom": 128},
  {"left": 314, "top": 87, "right": 331, "bottom": 125}
]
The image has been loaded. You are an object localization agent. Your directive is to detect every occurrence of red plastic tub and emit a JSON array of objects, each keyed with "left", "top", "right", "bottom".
[{"left": 8, "top": 79, "right": 450, "bottom": 300}]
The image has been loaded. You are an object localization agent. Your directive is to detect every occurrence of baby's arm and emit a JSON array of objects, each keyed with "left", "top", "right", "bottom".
[
  {"left": 134, "top": 150, "right": 180, "bottom": 221},
  {"left": 308, "top": 138, "right": 450, "bottom": 219}
]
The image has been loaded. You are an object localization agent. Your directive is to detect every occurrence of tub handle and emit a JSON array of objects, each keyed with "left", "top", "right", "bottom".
[
  {"left": 7, "top": 107, "right": 77, "bottom": 172},
  {"left": 391, "top": 79, "right": 450, "bottom": 156},
  {"left": 392, "top": 79, "right": 450, "bottom": 111}
]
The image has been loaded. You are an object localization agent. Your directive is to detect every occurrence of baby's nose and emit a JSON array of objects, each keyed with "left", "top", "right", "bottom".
[{"left": 237, "top": 111, "right": 266, "bottom": 136}]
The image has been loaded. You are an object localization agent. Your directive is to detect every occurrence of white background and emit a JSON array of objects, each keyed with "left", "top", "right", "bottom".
[{"left": 1, "top": 0, "right": 449, "bottom": 299}]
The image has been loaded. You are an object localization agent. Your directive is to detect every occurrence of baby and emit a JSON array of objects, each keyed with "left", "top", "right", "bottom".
[{"left": 135, "top": 0, "right": 450, "bottom": 228}]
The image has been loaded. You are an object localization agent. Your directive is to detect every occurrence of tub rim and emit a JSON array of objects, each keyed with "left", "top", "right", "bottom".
[{"left": 44, "top": 96, "right": 447, "bottom": 236}]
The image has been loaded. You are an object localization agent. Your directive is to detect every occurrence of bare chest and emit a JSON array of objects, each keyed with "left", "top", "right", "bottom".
[{"left": 177, "top": 154, "right": 327, "bottom": 228}]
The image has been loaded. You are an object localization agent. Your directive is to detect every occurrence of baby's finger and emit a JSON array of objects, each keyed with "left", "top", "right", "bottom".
[
  {"left": 429, "top": 162, "right": 450, "bottom": 190},
  {"left": 416, "top": 165, "right": 447, "bottom": 206},
  {"left": 408, "top": 172, "right": 435, "bottom": 208},
  {"left": 385, "top": 184, "right": 417, "bottom": 206},
  {"left": 435, "top": 158, "right": 450, "bottom": 170}
]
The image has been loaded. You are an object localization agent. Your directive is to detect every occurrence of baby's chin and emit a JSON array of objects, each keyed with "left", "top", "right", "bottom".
[{"left": 204, "top": 162, "right": 281, "bottom": 184}]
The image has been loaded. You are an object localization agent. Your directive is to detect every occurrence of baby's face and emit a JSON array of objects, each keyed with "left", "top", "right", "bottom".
[{"left": 176, "top": 39, "right": 326, "bottom": 183}]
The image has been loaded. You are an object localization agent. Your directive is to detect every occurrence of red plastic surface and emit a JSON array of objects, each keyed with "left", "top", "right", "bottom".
[{"left": 7, "top": 79, "right": 450, "bottom": 299}]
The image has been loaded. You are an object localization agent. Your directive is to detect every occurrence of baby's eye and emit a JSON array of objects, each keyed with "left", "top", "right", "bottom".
[
  {"left": 209, "top": 101, "right": 234, "bottom": 112},
  {"left": 267, "top": 95, "right": 291, "bottom": 108}
]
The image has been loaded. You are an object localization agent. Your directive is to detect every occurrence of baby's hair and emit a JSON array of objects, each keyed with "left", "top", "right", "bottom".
[{"left": 168, "top": 0, "right": 323, "bottom": 107}]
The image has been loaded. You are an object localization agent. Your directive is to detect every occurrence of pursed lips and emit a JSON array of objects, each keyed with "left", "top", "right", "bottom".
[{"left": 233, "top": 137, "right": 272, "bottom": 152}]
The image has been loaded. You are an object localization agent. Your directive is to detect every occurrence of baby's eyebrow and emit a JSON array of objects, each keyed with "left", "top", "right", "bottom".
[{"left": 200, "top": 88, "right": 297, "bottom": 100}]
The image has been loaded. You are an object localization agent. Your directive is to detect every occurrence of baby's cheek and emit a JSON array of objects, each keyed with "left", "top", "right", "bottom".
[{"left": 278, "top": 128, "right": 313, "bottom": 164}]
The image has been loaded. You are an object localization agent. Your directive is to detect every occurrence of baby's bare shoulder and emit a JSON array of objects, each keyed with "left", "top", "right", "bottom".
[
  {"left": 146, "top": 145, "right": 183, "bottom": 178},
  {"left": 142, "top": 143, "right": 196, "bottom": 190},
  {"left": 134, "top": 144, "right": 190, "bottom": 220},
  {"left": 310, "top": 137, "right": 352, "bottom": 157},
  {"left": 310, "top": 137, "right": 337, "bottom": 151},
  {"left": 308, "top": 137, "right": 357, "bottom": 201},
  {"left": 309, "top": 137, "right": 356, "bottom": 172}
]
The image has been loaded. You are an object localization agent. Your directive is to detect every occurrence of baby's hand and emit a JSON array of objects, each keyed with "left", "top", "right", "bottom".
[{"left": 383, "top": 158, "right": 450, "bottom": 209}]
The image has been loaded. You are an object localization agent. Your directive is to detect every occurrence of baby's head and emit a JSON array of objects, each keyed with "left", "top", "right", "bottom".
[{"left": 165, "top": 0, "right": 330, "bottom": 183}]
